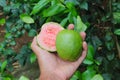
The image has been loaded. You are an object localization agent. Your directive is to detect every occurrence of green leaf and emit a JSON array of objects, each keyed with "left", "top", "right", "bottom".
[
  {"left": 70, "top": 70, "right": 82, "bottom": 80},
  {"left": 24, "top": 24, "right": 31, "bottom": 30},
  {"left": 3, "top": 77, "right": 11, "bottom": 80},
  {"left": 82, "top": 66, "right": 96, "bottom": 80},
  {"left": 60, "top": 0, "right": 64, "bottom": 3},
  {"left": 105, "top": 41, "right": 114, "bottom": 51},
  {"left": 60, "top": 17, "right": 68, "bottom": 27},
  {"left": 43, "top": 3, "right": 65, "bottom": 17},
  {"left": 68, "top": 12, "right": 74, "bottom": 23},
  {"left": 102, "top": 73, "right": 112, "bottom": 80},
  {"left": 92, "top": 36, "right": 102, "bottom": 50},
  {"left": 20, "top": 14, "right": 34, "bottom": 24},
  {"left": 83, "top": 58, "right": 94, "bottom": 65},
  {"left": 113, "top": 12, "right": 120, "bottom": 23},
  {"left": 79, "top": 1, "right": 88, "bottom": 10},
  {"left": 0, "top": 0, "right": 6, "bottom": 7},
  {"left": 105, "top": 33, "right": 112, "bottom": 41},
  {"left": 3, "top": 77, "right": 12, "bottom": 80},
  {"left": 19, "top": 76, "right": 29, "bottom": 80},
  {"left": 65, "top": 0, "right": 79, "bottom": 5},
  {"left": 3, "top": 48, "right": 15, "bottom": 55},
  {"left": 65, "top": 1, "right": 77, "bottom": 16},
  {"left": 91, "top": 74, "right": 103, "bottom": 80},
  {"left": 15, "top": 45, "right": 31, "bottom": 66},
  {"left": 28, "top": 29, "right": 37, "bottom": 37},
  {"left": 21, "top": 29, "right": 26, "bottom": 35},
  {"left": 5, "top": 33, "right": 13, "bottom": 39},
  {"left": 114, "top": 29, "right": 120, "bottom": 35},
  {"left": 10, "top": 40, "right": 16, "bottom": 46},
  {"left": 86, "top": 45, "right": 95, "bottom": 59},
  {"left": 0, "top": 43, "right": 5, "bottom": 52},
  {"left": 70, "top": 75, "right": 78, "bottom": 80},
  {"left": 30, "top": 53, "right": 37, "bottom": 63},
  {"left": 14, "top": 31, "right": 22, "bottom": 38},
  {"left": 31, "top": 0, "right": 51, "bottom": 15},
  {"left": 51, "top": 0, "right": 60, "bottom": 5},
  {"left": 94, "top": 60, "right": 101, "bottom": 65},
  {"left": 1, "top": 60, "right": 7, "bottom": 73},
  {"left": 0, "top": 18, "right": 5, "bottom": 25},
  {"left": 83, "top": 45, "right": 95, "bottom": 65},
  {"left": 3, "top": 5, "right": 11, "bottom": 13},
  {"left": 74, "top": 71, "right": 82, "bottom": 80},
  {"left": 75, "top": 16, "right": 87, "bottom": 32},
  {"left": 106, "top": 53, "right": 115, "bottom": 61}
]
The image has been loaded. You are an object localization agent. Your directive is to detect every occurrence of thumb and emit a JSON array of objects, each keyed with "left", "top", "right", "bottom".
[{"left": 67, "top": 24, "right": 74, "bottom": 30}]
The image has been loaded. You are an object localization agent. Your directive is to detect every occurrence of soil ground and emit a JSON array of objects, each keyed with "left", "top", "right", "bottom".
[{"left": 0, "top": 25, "right": 40, "bottom": 80}]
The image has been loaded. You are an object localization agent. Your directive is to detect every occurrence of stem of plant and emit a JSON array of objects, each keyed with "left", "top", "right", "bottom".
[{"left": 115, "top": 36, "right": 120, "bottom": 59}]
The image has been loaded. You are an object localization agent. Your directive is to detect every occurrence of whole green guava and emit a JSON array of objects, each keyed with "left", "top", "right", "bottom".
[{"left": 56, "top": 30, "right": 83, "bottom": 62}]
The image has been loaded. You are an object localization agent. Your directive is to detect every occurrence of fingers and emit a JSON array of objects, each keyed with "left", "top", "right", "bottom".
[
  {"left": 31, "top": 37, "right": 56, "bottom": 71},
  {"left": 81, "top": 41, "right": 88, "bottom": 57},
  {"left": 80, "top": 32, "right": 86, "bottom": 41},
  {"left": 67, "top": 24, "right": 87, "bottom": 65},
  {"left": 73, "top": 41, "right": 87, "bottom": 66},
  {"left": 31, "top": 37, "right": 40, "bottom": 56},
  {"left": 67, "top": 24, "right": 74, "bottom": 30},
  {"left": 78, "top": 41, "right": 87, "bottom": 63},
  {"left": 67, "top": 24, "right": 86, "bottom": 40},
  {"left": 31, "top": 36, "right": 56, "bottom": 60},
  {"left": 31, "top": 36, "right": 47, "bottom": 56}
]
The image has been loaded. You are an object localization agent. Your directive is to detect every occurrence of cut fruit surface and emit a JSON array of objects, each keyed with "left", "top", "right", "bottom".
[{"left": 37, "top": 22, "right": 64, "bottom": 52}]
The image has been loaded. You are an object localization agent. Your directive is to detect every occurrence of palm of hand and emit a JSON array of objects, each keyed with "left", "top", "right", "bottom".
[{"left": 31, "top": 24, "right": 87, "bottom": 79}]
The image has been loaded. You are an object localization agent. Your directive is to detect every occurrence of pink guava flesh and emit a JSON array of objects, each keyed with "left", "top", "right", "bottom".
[{"left": 37, "top": 22, "right": 64, "bottom": 52}]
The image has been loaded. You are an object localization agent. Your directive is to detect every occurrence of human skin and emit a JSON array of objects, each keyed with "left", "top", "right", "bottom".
[{"left": 31, "top": 24, "right": 88, "bottom": 80}]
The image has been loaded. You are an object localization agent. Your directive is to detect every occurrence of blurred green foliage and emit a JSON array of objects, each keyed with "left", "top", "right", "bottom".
[{"left": 0, "top": 0, "right": 120, "bottom": 80}]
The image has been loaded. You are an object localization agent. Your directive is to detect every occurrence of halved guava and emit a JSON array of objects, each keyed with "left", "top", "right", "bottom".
[{"left": 37, "top": 22, "right": 64, "bottom": 52}]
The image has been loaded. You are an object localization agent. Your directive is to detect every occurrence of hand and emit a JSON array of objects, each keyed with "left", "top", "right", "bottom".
[{"left": 31, "top": 24, "right": 88, "bottom": 80}]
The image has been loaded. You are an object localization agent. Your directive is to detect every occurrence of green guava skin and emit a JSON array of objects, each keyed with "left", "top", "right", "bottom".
[{"left": 56, "top": 30, "right": 83, "bottom": 62}]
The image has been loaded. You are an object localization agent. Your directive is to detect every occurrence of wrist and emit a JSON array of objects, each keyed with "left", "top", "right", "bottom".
[{"left": 39, "top": 72, "right": 66, "bottom": 80}]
